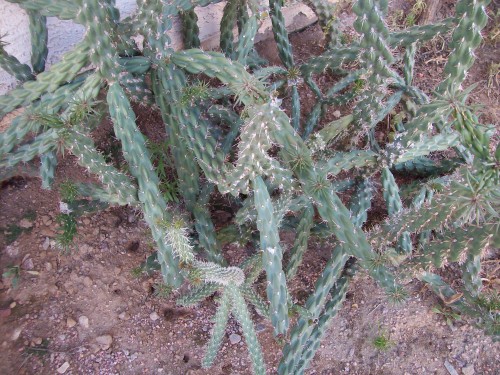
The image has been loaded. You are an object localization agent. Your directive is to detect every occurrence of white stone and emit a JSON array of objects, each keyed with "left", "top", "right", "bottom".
[
  {"left": 56, "top": 362, "right": 70, "bottom": 374},
  {"left": 229, "top": 333, "right": 241, "bottom": 345},
  {"left": 78, "top": 315, "right": 89, "bottom": 328}
]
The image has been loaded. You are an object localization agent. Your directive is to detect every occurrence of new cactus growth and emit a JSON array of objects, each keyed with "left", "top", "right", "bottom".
[{"left": 0, "top": 0, "right": 498, "bottom": 372}]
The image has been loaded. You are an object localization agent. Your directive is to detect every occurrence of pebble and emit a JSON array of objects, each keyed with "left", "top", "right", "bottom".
[
  {"left": 56, "top": 361, "right": 70, "bottom": 374},
  {"left": 41, "top": 215, "right": 52, "bottom": 225},
  {"left": 67, "top": 317, "right": 77, "bottom": 328},
  {"left": 19, "top": 218, "right": 33, "bottom": 228},
  {"left": 229, "top": 333, "right": 241, "bottom": 345},
  {"left": 118, "top": 312, "right": 130, "bottom": 320},
  {"left": 5, "top": 245, "right": 19, "bottom": 257},
  {"left": 22, "top": 258, "right": 34, "bottom": 270},
  {"left": 95, "top": 335, "right": 113, "bottom": 350},
  {"left": 462, "top": 365, "right": 475, "bottom": 375},
  {"left": 11, "top": 326, "right": 24, "bottom": 340},
  {"left": 83, "top": 276, "right": 93, "bottom": 288},
  {"left": 45, "top": 262, "right": 52, "bottom": 272},
  {"left": 150, "top": 312, "right": 160, "bottom": 321},
  {"left": 40, "top": 228, "right": 56, "bottom": 238},
  {"left": 42, "top": 237, "right": 50, "bottom": 250},
  {"left": 78, "top": 316, "right": 89, "bottom": 328},
  {"left": 9, "top": 302, "right": 16, "bottom": 309},
  {"left": 32, "top": 337, "right": 43, "bottom": 345},
  {"left": 255, "top": 323, "right": 266, "bottom": 332}
]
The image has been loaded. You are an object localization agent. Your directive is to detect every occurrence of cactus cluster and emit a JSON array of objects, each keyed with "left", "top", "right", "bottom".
[{"left": 0, "top": 0, "right": 498, "bottom": 373}]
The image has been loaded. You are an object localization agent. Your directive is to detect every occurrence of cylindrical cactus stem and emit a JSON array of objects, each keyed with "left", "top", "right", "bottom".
[
  {"left": 234, "top": 15, "right": 258, "bottom": 65},
  {"left": 0, "top": 41, "right": 90, "bottom": 117},
  {"left": 0, "top": 129, "right": 59, "bottom": 169},
  {"left": 291, "top": 85, "right": 300, "bottom": 131},
  {"left": 302, "top": 101, "right": 322, "bottom": 140},
  {"left": 40, "top": 150, "right": 57, "bottom": 190},
  {"left": 220, "top": 0, "right": 239, "bottom": 56},
  {"left": 176, "top": 282, "right": 220, "bottom": 307},
  {"left": 381, "top": 167, "right": 411, "bottom": 255},
  {"left": 202, "top": 286, "right": 232, "bottom": 368},
  {"left": 63, "top": 129, "right": 137, "bottom": 204},
  {"left": 437, "top": 0, "right": 489, "bottom": 95},
  {"left": 240, "top": 284, "right": 270, "bottom": 319},
  {"left": 254, "top": 176, "right": 289, "bottom": 335},
  {"left": 286, "top": 203, "right": 314, "bottom": 279},
  {"left": 193, "top": 204, "right": 226, "bottom": 265},
  {"left": 11, "top": 0, "right": 80, "bottom": 20},
  {"left": 107, "top": 83, "right": 181, "bottom": 287},
  {"left": 227, "top": 284, "right": 266, "bottom": 375},
  {"left": 74, "top": 182, "right": 137, "bottom": 206},
  {"left": 0, "top": 40, "right": 34, "bottom": 82},
  {"left": 180, "top": 8, "right": 201, "bottom": 49},
  {"left": 389, "top": 18, "right": 456, "bottom": 46},
  {"left": 403, "top": 42, "right": 416, "bottom": 86},
  {"left": 28, "top": 10, "right": 48, "bottom": 74},
  {"left": 269, "top": 0, "right": 294, "bottom": 69}
]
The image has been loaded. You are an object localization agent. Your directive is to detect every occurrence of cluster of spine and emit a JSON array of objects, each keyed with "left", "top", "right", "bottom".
[{"left": 1, "top": 0, "right": 499, "bottom": 372}]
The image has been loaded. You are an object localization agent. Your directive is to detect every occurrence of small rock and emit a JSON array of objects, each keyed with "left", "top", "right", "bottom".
[
  {"left": 118, "top": 312, "right": 130, "bottom": 320},
  {"left": 229, "top": 333, "right": 241, "bottom": 345},
  {"left": 21, "top": 258, "right": 34, "bottom": 270},
  {"left": 150, "top": 312, "right": 160, "bottom": 321},
  {"left": 67, "top": 317, "right": 77, "bottom": 328},
  {"left": 32, "top": 337, "right": 43, "bottom": 345},
  {"left": 19, "top": 219, "right": 33, "bottom": 228},
  {"left": 333, "top": 110, "right": 341, "bottom": 118},
  {"left": 95, "top": 335, "right": 113, "bottom": 350},
  {"left": 41, "top": 215, "right": 51, "bottom": 225},
  {"left": 42, "top": 237, "right": 50, "bottom": 250},
  {"left": 462, "top": 365, "right": 475, "bottom": 375},
  {"left": 5, "top": 245, "right": 19, "bottom": 257},
  {"left": 78, "top": 316, "right": 89, "bottom": 328},
  {"left": 82, "top": 218, "right": 91, "bottom": 225},
  {"left": 352, "top": 303, "right": 358, "bottom": 309},
  {"left": 56, "top": 361, "right": 70, "bottom": 374},
  {"left": 255, "top": 323, "right": 266, "bottom": 332},
  {"left": 128, "top": 214, "right": 136, "bottom": 223},
  {"left": 9, "top": 302, "right": 16, "bottom": 309},
  {"left": 83, "top": 276, "right": 93, "bottom": 288},
  {"left": 11, "top": 326, "right": 24, "bottom": 341},
  {"left": 45, "top": 262, "right": 52, "bottom": 272}
]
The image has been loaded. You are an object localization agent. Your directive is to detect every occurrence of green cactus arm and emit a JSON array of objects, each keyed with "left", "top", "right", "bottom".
[
  {"left": 302, "top": 102, "right": 322, "bottom": 140},
  {"left": 240, "top": 285, "right": 270, "bottom": 319},
  {"left": 176, "top": 282, "right": 220, "bottom": 307},
  {"left": 73, "top": 182, "right": 138, "bottom": 206},
  {"left": 171, "top": 49, "right": 267, "bottom": 105},
  {"left": 392, "top": 132, "right": 460, "bottom": 164},
  {"left": 319, "top": 150, "right": 379, "bottom": 177},
  {"left": 151, "top": 63, "right": 200, "bottom": 210},
  {"left": 118, "top": 56, "right": 151, "bottom": 74},
  {"left": 227, "top": 284, "right": 266, "bottom": 375},
  {"left": 269, "top": 0, "right": 294, "bottom": 69},
  {"left": 407, "top": 223, "right": 498, "bottom": 272},
  {"left": 291, "top": 85, "right": 300, "bottom": 131},
  {"left": 107, "top": 83, "right": 181, "bottom": 286},
  {"left": 453, "top": 108, "right": 491, "bottom": 162},
  {"left": 219, "top": 0, "right": 239, "bottom": 56},
  {"left": 294, "top": 271, "right": 352, "bottom": 374},
  {"left": 388, "top": 17, "right": 457, "bottom": 46},
  {"left": 403, "top": 42, "right": 416, "bottom": 86},
  {"left": 254, "top": 176, "right": 289, "bottom": 335},
  {"left": 180, "top": 8, "right": 201, "bottom": 49},
  {"left": 202, "top": 286, "right": 232, "bottom": 368},
  {"left": 63, "top": 129, "right": 138, "bottom": 203},
  {"left": 193, "top": 260, "right": 245, "bottom": 286},
  {"left": 393, "top": 157, "right": 460, "bottom": 176},
  {"left": 193, "top": 205, "right": 226, "bottom": 265},
  {"left": 0, "top": 41, "right": 90, "bottom": 117},
  {"left": 40, "top": 150, "right": 57, "bottom": 190},
  {"left": 0, "top": 128, "right": 59, "bottom": 169},
  {"left": 0, "top": 41, "right": 34, "bottom": 82},
  {"left": 436, "top": 0, "right": 489, "bottom": 95},
  {"left": 306, "top": 115, "right": 353, "bottom": 150},
  {"left": 285, "top": 203, "right": 314, "bottom": 279},
  {"left": 119, "top": 73, "right": 153, "bottom": 104},
  {"left": 279, "top": 178, "right": 372, "bottom": 374},
  {"left": 6, "top": 0, "right": 79, "bottom": 20},
  {"left": 234, "top": 15, "right": 258, "bottom": 65},
  {"left": 462, "top": 252, "right": 482, "bottom": 298},
  {"left": 300, "top": 47, "right": 359, "bottom": 76},
  {"left": 28, "top": 10, "right": 48, "bottom": 74}
]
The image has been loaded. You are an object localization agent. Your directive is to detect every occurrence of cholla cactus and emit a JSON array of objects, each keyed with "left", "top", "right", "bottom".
[{"left": 0, "top": 0, "right": 497, "bottom": 373}]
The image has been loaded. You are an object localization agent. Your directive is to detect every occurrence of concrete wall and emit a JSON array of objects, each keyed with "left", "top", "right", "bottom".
[{"left": 0, "top": 0, "right": 317, "bottom": 94}]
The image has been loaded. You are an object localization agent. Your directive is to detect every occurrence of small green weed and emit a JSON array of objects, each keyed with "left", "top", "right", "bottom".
[
  {"left": 131, "top": 266, "right": 144, "bottom": 278},
  {"left": 372, "top": 328, "right": 394, "bottom": 351},
  {"left": 55, "top": 213, "right": 78, "bottom": 252},
  {"left": 2, "top": 265, "right": 21, "bottom": 288},
  {"left": 153, "top": 283, "right": 173, "bottom": 299},
  {"left": 432, "top": 305, "right": 462, "bottom": 328}
]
